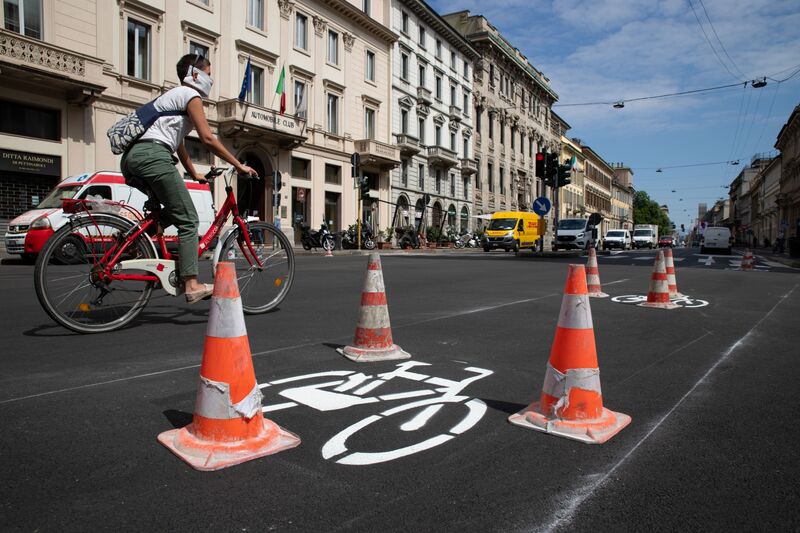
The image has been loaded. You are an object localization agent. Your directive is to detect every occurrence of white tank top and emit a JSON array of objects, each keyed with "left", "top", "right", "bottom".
[{"left": 140, "top": 86, "right": 200, "bottom": 152}]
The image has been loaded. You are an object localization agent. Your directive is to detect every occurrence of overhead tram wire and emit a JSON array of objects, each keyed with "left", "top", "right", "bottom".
[
  {"left": 697, "top": 0, "right": 749, "bottom": 80},
  {"left": 727, "top": 83, "right": 749, "bottom": 164},
  {"left": 553, "top": 81, "right": 746, "bottom": 108},
  {"left": 633, "top": 160, "right": 743, "bottom": 170},
  {"left": 688, "top": 0, "right": 746, "bottom": 83}
]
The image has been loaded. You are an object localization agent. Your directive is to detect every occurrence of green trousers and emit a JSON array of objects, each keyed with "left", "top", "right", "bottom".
[{"left": 121, "top": 142, "right": 199, "bottom": 278}]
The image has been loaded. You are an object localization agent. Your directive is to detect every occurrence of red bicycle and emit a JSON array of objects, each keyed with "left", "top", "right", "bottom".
[{"left": 34, "top": 167, "right": 294, "bottom": 333}]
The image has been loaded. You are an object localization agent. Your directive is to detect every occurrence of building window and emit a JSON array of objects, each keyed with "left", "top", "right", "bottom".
[
  {"left": 463, "top": 136, "right": 469, "bottom": 159},
  {"left": 364, "top": 107, "right": 375, "bottom": 139},
  {"left": 435, "top": 170, "right": 442, "bottom": 193},
  {"left": 400, "top": 109, "right": 408, "bottom": 134},
  {"left": 401, "top": 11, "right": 408, "bottom": 33},
  {"left": 3, "top": 0, "right": 42, "bottom": 39},
  {"left": 327, "top": 93, "right": 339, "bottom": 134},
  {"left": 435, "top": 39, "right": 442, "bottom": 59},
  {"left": 435, "top": 75, "right": 442, "bottom": 100},
  {"left": 418, "top": 26, "right": 426, "bottom": 47},
  {"left": 247, "top": 65, "right": 264, "bottom": 106},
  {"left": 295, "top": 13, "right": 308, "bottom": 50},
  {"left": 292, "top": 157, "right": 309, "bottom": 180},
  {"left": 0, "top": 100, "right": 59, "bottom": 140},
  {"left": 418, "top": 117, "right": 425, "bottom": 143},
  {"left": 476, "top": 167, "right": 481, "bottom": 190},
  {"left": 500, "top": 167, "right": 505, "bottom": 195},
  {"left": 246, "top": 0, "right": 264, "bottom": 30},
  {"left": 450, "top": 173, "right": 455, "bottom": 196},
  {"left": 435, "top": 125, "right": 442, "bottom": 146},
  {"left": 500, "top": 124, "right": 505, "bottom": 145},
  {"left": 416, "top": 164, "right": 425, "bottom": 190},
  {"left": 450, "top": 85, "right": 456, "bottom": 106},
  {"left": 418, "top": 64, "right": 426, "bottom": 87},
  {"left": 463, "top": 176, "right": 469, "bottom": 199},
  {"left": 185, "top": 137, "right": 212, "bottom": 165},
  {"left": 362, "top": 0, "right": 370, "bottom": 15},
  {"left": 189, "top": 41, "right": 208, "bottom": 58},
  {"left": 127, "top": 18, "right": 151, "bottom": 80},
  {"left": 463, "top": 94, "right": 469, "bottom": 116},
  {"left": 488, "top": 162, "right": 494, "bottom": 192},
  {"left": 366, "top": 50, "right": 375, "bottom": 82},
  {"left": 510, "top": 128, "right": 515, "bottom": 150},
  {"left": 325, "top": 164, "right": 341, "bottom": 184},
  {"left": 401, "top": 160, "right": 408, "bottom": 186},
  {"left": 475, "top": 107, "right": 481, "bottom": 133},
  {"left": 488, "top": 116, "right": 493, "bottom": 139},
  {"left": 463, "top": 60, "right": 469, "bottom": 78},
  {"left": 450, "top": 131, "right": 456, "bottom": 152},
  {"left": 400, "top": 52, "right": 409, "bottom": 81},
  {"left": 489, "top": 64, "right": 495, "bottom": 87},
  {"left": 328, "top": 30, "right": 339, "bottom": 65},
  {"left": 294, "top": 80, "right": 306, "bottom": 118},
  {"left": 450, "top": 50, "right": 457, "bottom": 70}
]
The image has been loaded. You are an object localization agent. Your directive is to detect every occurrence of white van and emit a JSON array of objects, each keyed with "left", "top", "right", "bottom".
[
  {"left": 603, "top": 229, "right": 632, "bottom": 250},
  {"left": 700, "top": 226, "right": 733, "bottom": 254},
  {"left": 4, "top": 171, "right": 214, "bottom": 261}
]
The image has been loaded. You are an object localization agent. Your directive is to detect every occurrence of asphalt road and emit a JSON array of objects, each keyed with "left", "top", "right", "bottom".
[{"left": 1, "top": 250, "right": 798, "bottom": 531}]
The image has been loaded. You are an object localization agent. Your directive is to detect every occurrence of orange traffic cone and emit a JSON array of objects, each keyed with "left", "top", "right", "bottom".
[
  {"left": 739, "top": 249, "right": 754, "bottom": 271},
  {"left": 158, "top": 262, "right": 300, "bottom": 471},
  {"left": 338, "top": 253, "right": 410, "bottom": 362},
  {"left": 324, "top": 246, "right": 334, "bottom": 258},
  {"left": 508, "top": 264, "right": 631, "bottom": 444},
  {"left": 663, "top": 247, "right": 685, "bottom": 299},
  {"left": 586, "top": 247, "right": 608, "bottom": 298},
  {"left": 639, "top": 251, "right": 679, "bottom": 310}
]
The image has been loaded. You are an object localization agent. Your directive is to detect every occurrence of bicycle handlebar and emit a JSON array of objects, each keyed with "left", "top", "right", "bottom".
[{"left": 204, "top": 166, "right": 260, "bottom": 181}]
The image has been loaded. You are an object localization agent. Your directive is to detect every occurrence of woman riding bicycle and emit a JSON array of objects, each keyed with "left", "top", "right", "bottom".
[{"left": 121, "top": 53, "right": 257, "bottom": 303}]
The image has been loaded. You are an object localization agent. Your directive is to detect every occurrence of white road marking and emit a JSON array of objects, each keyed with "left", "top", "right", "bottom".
[
  {"left": 700, "top": 256, "right": 715, "bottom": 266},
  {"left": 603, "top": 279, "right": 630, "bottom": 286},
  {"left": 377, "top": 390, "right": 437, "bottom": 401},
  {"left": 633, "top": 256, "right": 655, "bottom": 261},
  {"left": 261, "top": 401, "right": 297, "bottom": 413},
  {"left": 537, "top": 283, "right": 798, "bottom": 532}
]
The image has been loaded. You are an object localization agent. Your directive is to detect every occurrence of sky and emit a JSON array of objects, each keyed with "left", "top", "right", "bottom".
[{"left": 428, "top": 0, "right": 800, "bottom": 229}]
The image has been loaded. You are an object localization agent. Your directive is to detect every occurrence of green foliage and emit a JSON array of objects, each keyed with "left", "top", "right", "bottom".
[
  {"left": 633, "top": 190, "right": 672, "bottom": 237},
  {"left": 426, "top": 225, "right": 442, "bottom": 243}
]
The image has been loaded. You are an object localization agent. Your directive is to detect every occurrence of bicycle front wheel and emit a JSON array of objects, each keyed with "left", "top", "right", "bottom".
[
  {"left": 34, "top": 214, "right": 156, "bottom": 333},
  {"left": 217, "top": 222, "right": 294, "bottom": 313}
]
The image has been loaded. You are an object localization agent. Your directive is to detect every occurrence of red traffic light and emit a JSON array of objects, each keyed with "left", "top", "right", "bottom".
[{"left": 536, "top": 153, "right": 544, "bottom": 161}]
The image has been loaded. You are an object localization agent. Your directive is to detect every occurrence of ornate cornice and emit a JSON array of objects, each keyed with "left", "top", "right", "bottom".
[
  {"left": 343, "top": 32, "right": 355, "bottom": 52},
  {"left": 278, "top": 0, "right": 294, "bottom": 20}
]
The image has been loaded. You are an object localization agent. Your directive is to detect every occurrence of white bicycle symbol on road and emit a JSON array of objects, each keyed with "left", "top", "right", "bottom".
[
  {"left": 611, "top": 294, "right": 710, "bottom": 308},
  {"left": 258, "top": 361, "right": 493, "bottom": 465}
]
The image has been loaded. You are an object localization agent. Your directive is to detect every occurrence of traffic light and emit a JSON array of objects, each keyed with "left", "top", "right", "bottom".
[
  {"left": 272, "top": 170, "right": 282, "bottom": 206},
  {"left": 535, "top": 152, "right": 546, "bottom": 179},
  {"left": 681, "top": 224, "right": 685, "bottom": 232},
  {"left": 557, "top": 163, "right": 571, "bottom": 187},
  {"left": 545, "top": 152, "right": 558, "bottom": 187},
  {"left": 359, "top": 176, "right": 370, "bottom": 200}
]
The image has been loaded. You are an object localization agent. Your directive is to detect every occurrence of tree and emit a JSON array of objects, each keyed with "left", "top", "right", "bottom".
[{"left": 633, "top": 191, "right": 671, "bottom": 236}]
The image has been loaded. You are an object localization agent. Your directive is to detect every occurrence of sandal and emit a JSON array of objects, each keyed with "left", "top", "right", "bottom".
[{"left": 185, "top": 283, "right": 214, "bottom": 304}]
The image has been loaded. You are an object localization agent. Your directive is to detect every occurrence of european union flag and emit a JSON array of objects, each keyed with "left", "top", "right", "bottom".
[{"left": 238, "top": 56, "right": 252, "bottom": 103}]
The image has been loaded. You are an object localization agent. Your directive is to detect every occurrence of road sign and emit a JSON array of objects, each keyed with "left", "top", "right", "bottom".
[{"left": 532, "top": 196, "right": 551, "bottom": 216}]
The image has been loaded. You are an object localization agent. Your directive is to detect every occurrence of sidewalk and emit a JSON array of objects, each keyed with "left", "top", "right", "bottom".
[{"left": 741, "top": 247, "right": 800, "bottom": 269}]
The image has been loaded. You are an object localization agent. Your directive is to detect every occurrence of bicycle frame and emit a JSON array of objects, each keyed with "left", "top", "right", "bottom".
[{"left": 72, "top": 174, "right": 264, "bottom": 291}]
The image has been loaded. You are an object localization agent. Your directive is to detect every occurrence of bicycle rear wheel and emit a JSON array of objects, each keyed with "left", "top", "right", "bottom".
[
  {"left": 217, "top": 222, "right": 294, "bottom": 313},
  {"left": 34, "top": 214, "right": 156, "bottom": 334}
]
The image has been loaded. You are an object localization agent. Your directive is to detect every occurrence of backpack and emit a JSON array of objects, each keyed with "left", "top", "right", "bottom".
[{"left": 106, "top": 99, "right": 187, "bottom": 155}]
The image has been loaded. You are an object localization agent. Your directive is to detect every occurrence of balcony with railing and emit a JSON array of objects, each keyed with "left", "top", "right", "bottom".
[
  {"left": 426, "top": 146, "right": 458, "bottom": 168},
  {"left": 217, "top": 99, "right": 307, "bottom": 148},
  {"left": 460, "top": 158, "right": 478, "bottom": 175},
  {"left": 395, "top": 134, "right": 421, "bottom": 155},
  {"left": 417, "top": 86, "right": 432, "bottom": 104},
  {"left": 354, "top": 138, "right": 401, "bottom": 169},
  {"left": 449, "top": 105, "right": 462, "bottom": 122}
]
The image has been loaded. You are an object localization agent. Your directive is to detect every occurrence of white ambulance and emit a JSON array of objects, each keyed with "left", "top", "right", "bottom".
[{"left": 4, "top": 171, "right": 214, "bottom": 262}]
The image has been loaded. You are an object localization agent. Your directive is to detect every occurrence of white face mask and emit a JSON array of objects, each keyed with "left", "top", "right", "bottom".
[{"left": 183, "top": 67, "right": 213, "bottom": 97}]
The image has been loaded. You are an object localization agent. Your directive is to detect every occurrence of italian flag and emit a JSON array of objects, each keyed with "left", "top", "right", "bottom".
[{"left": 275, "top": 66, "right": 286, "bottom": 115}]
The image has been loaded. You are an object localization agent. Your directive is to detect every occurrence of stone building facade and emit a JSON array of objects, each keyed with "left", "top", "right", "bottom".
[
  {"left": 610, "top": 162, "right": 634, "bottom": 231},
  {"left": 442, "top": 11, "right": 559, "bottom": 228},
  {"left": 387, "top": 0, "right": 479, "bottom": 237},
  {"left": 558, "top": 136, "right": 586, "bottom": 220},
  {"left": 776, "top": 105, "right": 800, "bottom": 240},
  {"left": 1, "top": 0, "right": 400, "bottom": 244},
  {"left": 581, "top": 144, "right": 613, "bottom": 236}
]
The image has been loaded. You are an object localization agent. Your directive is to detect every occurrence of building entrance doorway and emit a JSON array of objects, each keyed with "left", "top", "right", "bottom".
[{"left": 237, "top": 152, "right": 270, "bottom": 221}]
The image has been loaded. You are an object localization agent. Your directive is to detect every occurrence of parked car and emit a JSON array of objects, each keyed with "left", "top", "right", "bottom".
[
  {"left": 658, "top": 235, "right": 674, "bottom": 248},
  {"left": 602, "top": 229, "right": 632, "bottom": 250}
]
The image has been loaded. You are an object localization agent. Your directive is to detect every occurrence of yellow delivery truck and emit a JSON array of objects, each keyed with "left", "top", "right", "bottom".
[{"left": 482, "top": 211, "right": 544, "bottom": 253}]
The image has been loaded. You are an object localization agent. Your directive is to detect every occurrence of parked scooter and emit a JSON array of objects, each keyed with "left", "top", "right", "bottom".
[
  {"left": 296, "top": 220, "right": 335, "bottom": 251},
  {"left": 341, "top": 224, "right": 376, "bottom": 250},
  {"left": 396, "top": 226, "right": 421, "bottom": 249},
  {"left": 461, "top": 231, "right": 478, "bottom": 248}
]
